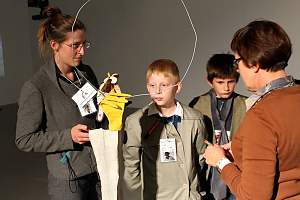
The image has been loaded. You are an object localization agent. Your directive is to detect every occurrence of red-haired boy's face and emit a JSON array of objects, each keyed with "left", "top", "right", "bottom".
[{"left": 147, "top": 72, "right": 181, "bottom": 108}]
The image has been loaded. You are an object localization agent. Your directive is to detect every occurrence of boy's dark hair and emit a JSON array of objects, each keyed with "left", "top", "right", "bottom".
[
  {"left": 206, "top": 53, "right": 239, "bottom": 83},
  {"left": 231, "top": 20, "right": 291, "bottom": 72}
]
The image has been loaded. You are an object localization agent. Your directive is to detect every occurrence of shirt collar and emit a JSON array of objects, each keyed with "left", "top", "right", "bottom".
[
  {"left": 148, "top": 101, "right": 183, "bottom": 118},
  {"left": 245, "top": 75, "right": 295, "bottom": 111}
]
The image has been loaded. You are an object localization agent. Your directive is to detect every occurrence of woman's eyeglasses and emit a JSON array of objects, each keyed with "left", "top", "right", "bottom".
[
  {"left": 233, "top": 57, "right": 242, "bottom": 68},
  {"left": 63, "top": 41, "right": 91, "bottom": 50}
]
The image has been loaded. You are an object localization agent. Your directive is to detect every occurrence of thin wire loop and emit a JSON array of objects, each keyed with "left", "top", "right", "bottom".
[{"left": 70, "top": 0, "right": 197, "bottom": 98}]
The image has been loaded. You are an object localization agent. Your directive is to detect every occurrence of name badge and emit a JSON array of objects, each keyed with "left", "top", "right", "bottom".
[
  {"left": 214, "top": 130, "right": 221, "bottom": 144},
  {"left": 72, "top": 82, "right": 97, "bottom": 117},
  {"left": 160, "top": 138, "right": 177, "bottom": 162},
  {"left": 227, "top": 131, "right": 231, "bottom": 139},
  {"left": 72, "top": 82, "right": 97, "bottom": 107},
  {"left": 78, "top": 99, "right": 97, "bottom": 117}
]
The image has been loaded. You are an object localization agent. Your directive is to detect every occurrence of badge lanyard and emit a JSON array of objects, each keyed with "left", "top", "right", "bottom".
[{"left": 61, "top": 67, "right": 97, "bottom": 117}]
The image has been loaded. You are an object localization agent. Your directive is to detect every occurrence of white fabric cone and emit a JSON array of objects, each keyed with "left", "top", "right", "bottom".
[{"left": 89, "top": 128, "right": 119, "bottom": 200}]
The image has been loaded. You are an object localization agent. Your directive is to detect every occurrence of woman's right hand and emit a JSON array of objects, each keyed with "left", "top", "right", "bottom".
[
  {"left": 204, "top": 144, "right": 225, "bottom": 167},
  {"left": 71, "top": 124, "right": 90, "bottom": 144}
]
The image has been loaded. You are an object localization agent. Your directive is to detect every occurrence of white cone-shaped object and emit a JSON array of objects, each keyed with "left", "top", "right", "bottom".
[{"left": 89, "top": 128, "right": 119, "bottom": 200}]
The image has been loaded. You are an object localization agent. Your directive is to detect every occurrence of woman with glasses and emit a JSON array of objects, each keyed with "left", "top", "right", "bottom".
[
  {"left": 204, "top": 20, "right": 300, "bottom": 199},
  {"left": 16, "top": 6, "right": 102, "bottom": 200}
]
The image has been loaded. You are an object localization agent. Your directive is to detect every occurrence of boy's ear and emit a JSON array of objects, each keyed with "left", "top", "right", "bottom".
[
  {"left": 206, "top": 77, "right": 213, "bottom": 87},
  {"left": 176, "top": 82, "right": 182, "bottom": 94}
]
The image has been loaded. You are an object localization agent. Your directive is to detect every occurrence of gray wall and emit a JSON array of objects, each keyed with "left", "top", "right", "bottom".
[
  {"left": 0, "top": 1, "right": 33, "bottom": 106},
  {"left": 1, "top": 0, "right": 300, "bottom": 107}
]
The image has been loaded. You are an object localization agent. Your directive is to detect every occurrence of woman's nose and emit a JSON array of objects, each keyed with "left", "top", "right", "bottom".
[{"left": 77, "top": 45, "right": 85, "bottom": 56}]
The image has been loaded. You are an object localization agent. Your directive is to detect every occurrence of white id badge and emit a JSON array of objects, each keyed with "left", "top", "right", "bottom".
[
  {"left": 78, "top": 99, "right": 97, "bottom": 117},
  {"left": 160, "top": 138, "right": 177, "bottom": 162},
  {"left": 214, "top": 130, "right": 221, "bottom": 144},
  {"left": 226, "top": 131, "right": 231, "bottom": 139},
  {"left": 72, "top": 82, "right": 97, "bottom": 107}
]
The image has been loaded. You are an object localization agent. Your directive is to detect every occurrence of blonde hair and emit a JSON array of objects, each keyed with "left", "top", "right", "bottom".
[{"left": 146, "top": 59, "right": 180, "bottom": 83}]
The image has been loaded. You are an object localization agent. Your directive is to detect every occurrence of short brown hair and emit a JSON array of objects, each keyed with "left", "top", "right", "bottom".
[
  {"left": 206, "top": 53, "right": 239, "bottom": 83},
  {"left": 146, "top": 59, "right": 180, "bottom": 83},
  {"left": 231, "top": 20, "right": 292, "bottom": 72}
]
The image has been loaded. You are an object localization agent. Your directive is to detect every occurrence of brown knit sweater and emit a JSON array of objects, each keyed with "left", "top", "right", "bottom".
[{"left": 221, "top": 85, "right": 300, "bottom": 200}]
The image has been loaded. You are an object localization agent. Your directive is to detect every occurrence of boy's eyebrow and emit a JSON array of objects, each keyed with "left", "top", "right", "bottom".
[{"left": 215, "top": 79, "right": 236, "bottom": 82}]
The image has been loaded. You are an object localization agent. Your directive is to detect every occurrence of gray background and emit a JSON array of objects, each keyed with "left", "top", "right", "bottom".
[
  {"left": 0, "top": 35, "right": 4, "bottom": 77},
  {"left": 1, "top": 1, "right": 300, "bottom": 199},
  {"left": 1, "top": 0, "right": 300, "bottom": 107}
]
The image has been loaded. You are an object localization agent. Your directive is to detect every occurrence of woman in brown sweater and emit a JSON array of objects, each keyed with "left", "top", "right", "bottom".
[{"left": 204, "top": 20, "right": 300, "bottom": 199}]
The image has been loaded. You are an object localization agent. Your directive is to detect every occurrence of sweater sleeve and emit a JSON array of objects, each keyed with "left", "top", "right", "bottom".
[
  {"left": 15, "top": 81, "right": 74, "bottom": 153},
  {"left": 221, "top": 109, "right": 277, "bottom": 200}
]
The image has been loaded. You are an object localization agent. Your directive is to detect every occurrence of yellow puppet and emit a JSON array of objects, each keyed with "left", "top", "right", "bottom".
[
  {"left": 89, "top": 72, "right": 130, "bottom": 200},
  {"left": 96, "top": 73, "right": 130, "bottom": 131}
]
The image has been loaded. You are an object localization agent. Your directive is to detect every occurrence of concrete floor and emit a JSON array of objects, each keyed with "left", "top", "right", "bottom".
[{"left": 0, "top": 103, "right": 49, "bottom": 200}]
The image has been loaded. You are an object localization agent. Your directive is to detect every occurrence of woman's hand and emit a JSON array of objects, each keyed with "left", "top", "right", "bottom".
[
  {"left": 71, "top": 124, "right": 90, "bottom": 144},
  {"left": 204, "top": 144, "right": 226, "bottom": 167},
  {"left": 221, "top": 141, "right": 231, "bottom": 150},
  {"left": 221, "top": 142, "right": 234, "bottom": 160}
]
